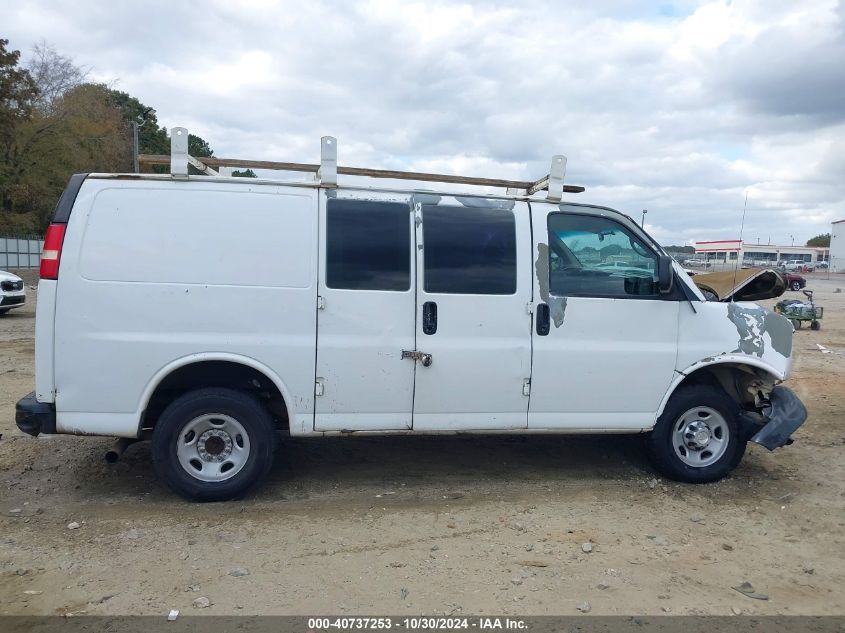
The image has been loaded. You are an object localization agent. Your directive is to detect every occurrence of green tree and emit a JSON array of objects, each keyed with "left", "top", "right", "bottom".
[
  {"left": 806, "top": 233, "right": 830, "bottom": 247},
  {"left": 108, "top": 90, "right": 214, "bottom": 171},
  {"left": 188, "top": 134, "right": 212, "bottom": 158},
  {"left": 108, "top": 89, "right": 169, "bottom": 156},
  {"left": 0, "top": 39, "right": 39, "bottom": 216},
  {"left": 1, "top": 41, "right": 134, "bottom": 233},
  {"left": 4, "top": 82, "right": 132, "bottom": 231},
  {"left": 232, "top": 168, "right": 257, "bottom": 178},
  {"left": 1, "top": 40, "right": 220, "bottom": 234}
]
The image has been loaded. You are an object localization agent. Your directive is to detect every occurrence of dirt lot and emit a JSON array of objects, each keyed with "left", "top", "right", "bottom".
[{"left": 1, "top": 270, "right": 844, "bottom": 617}]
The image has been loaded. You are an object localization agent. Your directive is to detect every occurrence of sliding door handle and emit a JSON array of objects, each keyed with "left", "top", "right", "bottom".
[
  {"left": 422, "top": 301, "right": 437, "bottom": 335},
  {"left": 536, "top": 303, "right": 550, "bottom": 336}
]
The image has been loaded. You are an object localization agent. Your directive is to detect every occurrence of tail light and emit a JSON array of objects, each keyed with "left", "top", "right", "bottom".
[{"left": 40, "top": 223, "right": 66, "bottom": 280}]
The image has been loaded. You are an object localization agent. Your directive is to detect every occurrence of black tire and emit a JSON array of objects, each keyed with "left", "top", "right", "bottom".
[
  {"left": 791, "top": 319, "right": 802, "bottom": 330},
  {"left": 791, "top": 281, "right": 801, "bottom": 291},
  {"left": 647, "top": 384, "right": 746, "bottom": 483},
  {"left": 152, "top": 388, "right": 275, "bottom": 501},
  {"left": 811, "top": 320, "right": 821, "bottom": 331}
]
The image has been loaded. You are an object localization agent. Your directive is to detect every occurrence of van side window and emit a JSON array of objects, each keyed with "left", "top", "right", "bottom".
[
  {"left": 422, "top": 205, "right": 517, "bottom": 295},
  {"left": 547, "top": 213, "right": 659, "bottom": 298},
  {"left": 326, "top": 199, "right": 411, "bottom": 291}
]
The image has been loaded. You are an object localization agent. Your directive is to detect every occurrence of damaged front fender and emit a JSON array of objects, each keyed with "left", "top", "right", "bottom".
[{"left": 740, "top": 386, "right": 808, "bottom": 450}]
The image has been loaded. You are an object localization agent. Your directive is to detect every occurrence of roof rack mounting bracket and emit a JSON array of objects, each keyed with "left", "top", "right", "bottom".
[
  {"left": 170, "top": 127, "right": 189, "bottom": 177},
  {"left": 318, "top": 136, "right": 337, "bottom": 186},
  {"left": 545, "top": 155, "right": 567, "bottom": 202}
]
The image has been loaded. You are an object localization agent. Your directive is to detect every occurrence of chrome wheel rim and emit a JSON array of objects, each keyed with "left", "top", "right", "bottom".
[
  {"left": 672, "top": 406, "right": 729, "bottom": 468},
  {"left": 176, "top": 414, "right": 250, "bottom": 482}
]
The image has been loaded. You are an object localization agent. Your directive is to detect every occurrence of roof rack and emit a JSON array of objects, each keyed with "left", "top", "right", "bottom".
[{"left": 137, "top": 127, "right": 585, "bottom": 201}]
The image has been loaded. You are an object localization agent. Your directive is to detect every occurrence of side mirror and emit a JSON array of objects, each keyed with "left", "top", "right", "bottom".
[{"left": 657, "top": 255, "right": 674, "bottom": 294}]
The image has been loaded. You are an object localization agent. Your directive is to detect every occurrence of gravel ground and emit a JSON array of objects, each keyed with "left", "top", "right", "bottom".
[{"left": 1, "top": 270, "right": 844, "bottom": 616}]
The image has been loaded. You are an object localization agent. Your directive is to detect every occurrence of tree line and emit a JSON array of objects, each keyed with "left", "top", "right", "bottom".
[{"left": 0, "top": 38, "right": 247, "bottom": 237}]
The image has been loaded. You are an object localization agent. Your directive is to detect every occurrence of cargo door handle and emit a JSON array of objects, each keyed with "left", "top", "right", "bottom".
[
  {"left": 536, "top": 303, "right": 550, "bottom": 336},
  {"left": 422, "top": 301, "right": 437, "bottom": 335}
]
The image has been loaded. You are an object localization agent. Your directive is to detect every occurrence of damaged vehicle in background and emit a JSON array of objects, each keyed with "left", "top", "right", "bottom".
[
  {"left": 691, "top": 267, "right": 807, "bottom": 297},
  {"left": 15, "top": 135, "right": 809, "bottom": 501},
  {"left": 691, "top": 268, "right": 788, "bottom": 303}
]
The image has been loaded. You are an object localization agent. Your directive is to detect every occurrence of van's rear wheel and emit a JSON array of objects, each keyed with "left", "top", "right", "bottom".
[
  {"left": 152, "top": 388, "right": 275, "bottom": 501},
  {"left": 647, "top": 384, "right": 745, "bottom": 483}
]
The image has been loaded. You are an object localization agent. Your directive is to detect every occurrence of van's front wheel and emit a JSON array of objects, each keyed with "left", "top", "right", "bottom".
[
  {"left": 647, "top": 385, "right": 745, "bottom": 483},
  {"left": 152, "top": 388, "right": 275, "bottom": 501}
]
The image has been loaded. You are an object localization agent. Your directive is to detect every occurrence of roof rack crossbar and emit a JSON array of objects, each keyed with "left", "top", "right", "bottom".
[{"left": 141, "top": 132, "right": 586, "bottom": 195}]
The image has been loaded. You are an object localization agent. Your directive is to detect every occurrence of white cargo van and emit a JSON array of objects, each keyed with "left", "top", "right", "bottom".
[{"left": 16, "top": 131, "right": 807, "bottom": 501}]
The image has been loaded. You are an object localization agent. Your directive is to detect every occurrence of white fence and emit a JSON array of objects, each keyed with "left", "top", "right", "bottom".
[{"left": 0, "top": 236, "right": 43, "bottom": 269}]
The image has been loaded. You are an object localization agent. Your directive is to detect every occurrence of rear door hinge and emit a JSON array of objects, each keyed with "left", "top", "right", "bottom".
[
  {"left": 317, "top": 295, "right": 325, "bottom": 310},
  {"left": 525, "top": 301, "right": 534, "bottom": 315},
  {"left": 315, "top": 378, "right": 325, "bottom": 396},
  {"left": 523, "top": 378, "right": 531, "bottom": 396}
]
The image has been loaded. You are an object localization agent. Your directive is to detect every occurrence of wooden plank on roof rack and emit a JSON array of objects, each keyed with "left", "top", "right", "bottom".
[
  {"left": 137, "top": 154, "right": 585, "bottom": 193},
  {"left": 138, "top": 154, "right": 318, "bottom": 173}
]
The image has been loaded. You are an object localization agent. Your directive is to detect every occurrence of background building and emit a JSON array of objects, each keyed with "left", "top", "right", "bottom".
[
  {"left": 692, "top": 240, "right": 829, "bottom": 271},
  {"left": 831, "top": 219, "right": 844, "bottom": 273}
]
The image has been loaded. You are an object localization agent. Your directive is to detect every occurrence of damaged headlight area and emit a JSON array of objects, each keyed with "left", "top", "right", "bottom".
[
  {"left": 740, "top": 386, "right": 808, "bottom": 450},
  {"left": 709, "top": 365, "right": 807, "bottom": 450}
]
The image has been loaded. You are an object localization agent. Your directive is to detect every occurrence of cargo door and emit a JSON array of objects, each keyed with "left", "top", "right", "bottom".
[
  {"left": 314, "top": 191, "right": 416, "bottom": 431},
  {"left": 411, "top": 197, "right": 532, "bottom": 430}
]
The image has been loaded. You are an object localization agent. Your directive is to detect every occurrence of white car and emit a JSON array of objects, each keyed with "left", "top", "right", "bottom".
[
  {"left": 14, "top": 131, "right": 808, "bottom": 501},
  {"left": 0, "top": 270, "right": 26, "bottom": 314},
  {"left": 592, "top": 261, "right": 654, "bottom": 278},
  {"left": 782, "top": 260, "right": 813, "bottom": 273}
]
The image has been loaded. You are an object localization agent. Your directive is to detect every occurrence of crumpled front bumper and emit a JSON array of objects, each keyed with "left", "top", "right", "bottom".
[{"left": 741, "top": 385, "right": 807, "bottom": 450}]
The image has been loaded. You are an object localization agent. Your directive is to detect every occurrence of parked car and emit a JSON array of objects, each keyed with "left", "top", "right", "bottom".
[
  {"left": 816, "top": 261, "right": 829, "bottom": 270},
  {"left": 782, "top": 260, "right": 814, "bottom": 273},
  {"left": 0, "top": 270, "right": 26, "bottom": 315},
  {"left": 15, "top": 147, "right": 807, "bottom": 501},
  {"left": 592, "top": 261, "right": 653, "bottom": 277},
  {"left": 783, "top": 272, "right": 806, "bottom": 291},
  {"left": 685, "top": 258, "right": 711, "bottom": 268}
]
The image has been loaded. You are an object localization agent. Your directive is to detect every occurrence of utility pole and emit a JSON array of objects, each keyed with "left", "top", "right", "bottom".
[
  {"left": 132, "top": 122, "right": 140, "bottom": 173},
  {"left": 641, "top": 209, "right": 647, "bottom": 227},
  {"left": 132, "top": 108, "right": 154, "bottom": 174}
]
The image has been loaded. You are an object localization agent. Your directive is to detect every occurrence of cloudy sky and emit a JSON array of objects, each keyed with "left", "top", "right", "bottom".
[{"left": 6, "top": 0, "right": 844, "bottom": 245}]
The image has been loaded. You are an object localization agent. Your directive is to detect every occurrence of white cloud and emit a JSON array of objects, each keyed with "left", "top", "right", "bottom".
[{"left": 5, "top": 0, "right": 844, "bottom": 244}]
